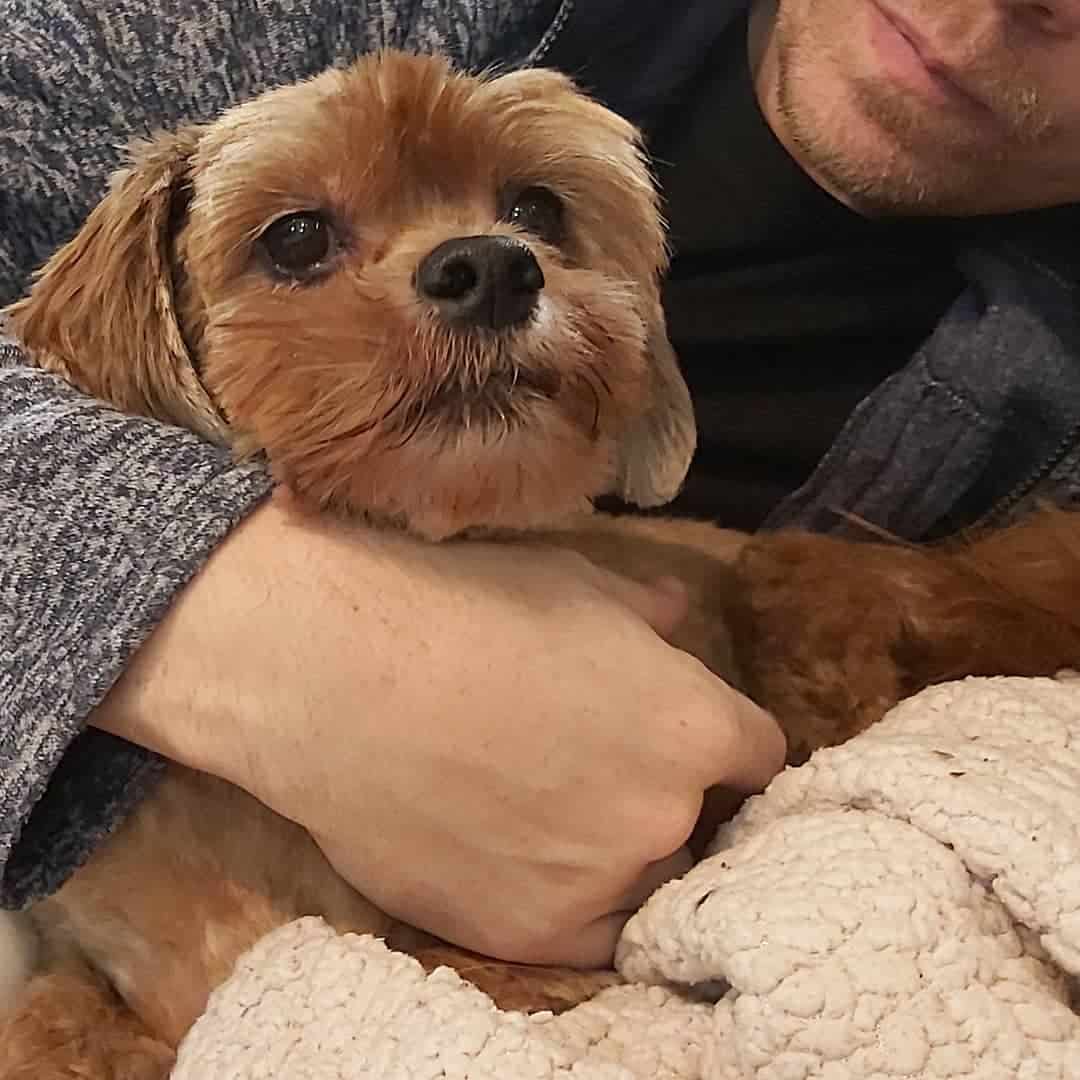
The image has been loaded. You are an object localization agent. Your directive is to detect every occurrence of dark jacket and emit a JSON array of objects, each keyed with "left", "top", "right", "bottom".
[
  {"left": 2, "top": 0, "right": 1078, "bottom": 906},
  {"left": 539, "top": 0, "right": 1080, "bottom": 542}
]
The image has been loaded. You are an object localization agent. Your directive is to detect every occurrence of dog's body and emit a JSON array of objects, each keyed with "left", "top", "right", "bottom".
[{"left": 5, "top": 46, "right": 1080, "bottom": 1080}]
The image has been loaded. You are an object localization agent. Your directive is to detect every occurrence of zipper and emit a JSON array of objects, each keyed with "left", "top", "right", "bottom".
[
  {"left": 524, "top": 0, "right": 574, "bottom": 65},
  {"left": 948, "top": 419, "right": 1080, "bottom": 544}
]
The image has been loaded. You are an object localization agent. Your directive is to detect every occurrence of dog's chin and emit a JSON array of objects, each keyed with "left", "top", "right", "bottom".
[{"left": 267, "top": 397, "right": 622, "bottom": 541}]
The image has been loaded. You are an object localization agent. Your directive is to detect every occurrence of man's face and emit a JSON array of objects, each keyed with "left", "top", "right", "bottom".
[{"left": 759, "top": 0, "right": 1080, "bottom": 215}]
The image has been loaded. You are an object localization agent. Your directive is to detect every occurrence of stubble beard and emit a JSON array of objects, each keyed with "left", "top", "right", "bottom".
[{"left": 769, "top": 2, "right": 1055, "bottom": 217}]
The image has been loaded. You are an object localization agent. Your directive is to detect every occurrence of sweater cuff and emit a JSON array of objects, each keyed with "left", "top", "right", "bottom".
[{"left": 0, "top": 348, "right": 274, "bottom": 906}]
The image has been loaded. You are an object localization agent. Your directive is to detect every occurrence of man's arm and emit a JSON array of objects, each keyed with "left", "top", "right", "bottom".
[{"left": 0, "top": 341, "right": 274, "bottom": 906}]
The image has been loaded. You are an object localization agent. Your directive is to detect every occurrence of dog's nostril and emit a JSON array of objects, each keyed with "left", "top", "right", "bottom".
[
  {"left": 507, "top": 249, "right": 544, "bottom": 295},
  {"left": 416, "top": 235, "right": 544, "bottom": 331},
  {"left": 423, "top": 256, "right": 479, "bottom": 301}
]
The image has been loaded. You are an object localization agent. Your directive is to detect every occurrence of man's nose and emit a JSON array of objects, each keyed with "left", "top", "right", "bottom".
[{"left": 1004, "top": 0, "right": 1080, "bottom": 37}]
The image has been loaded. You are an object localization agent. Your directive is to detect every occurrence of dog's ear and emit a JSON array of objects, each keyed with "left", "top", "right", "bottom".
[
  {"left": 4, "top": 128, "right": 225, "bottom": 441},
  {"left": 614, "top": 307, "right": 697, "bottom": 508}
]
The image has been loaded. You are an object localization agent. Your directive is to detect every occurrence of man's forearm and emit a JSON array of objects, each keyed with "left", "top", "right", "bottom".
[{"left": 0, "top": 341, "right": 273, "bottom": 907}]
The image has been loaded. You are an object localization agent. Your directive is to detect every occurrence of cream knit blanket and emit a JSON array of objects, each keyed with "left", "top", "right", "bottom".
[{"left": 172, "top": 676, "right": 1080, "bottom": 1079}]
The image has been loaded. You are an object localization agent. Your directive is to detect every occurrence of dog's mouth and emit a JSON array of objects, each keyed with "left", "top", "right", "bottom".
[{"left": 424, "top": 365, "right": 563, "bottom": 429}]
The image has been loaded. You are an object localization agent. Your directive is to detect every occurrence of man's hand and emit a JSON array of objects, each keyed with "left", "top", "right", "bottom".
[{"left": 94, "top": 498, "right": 785, "bottom": 967}]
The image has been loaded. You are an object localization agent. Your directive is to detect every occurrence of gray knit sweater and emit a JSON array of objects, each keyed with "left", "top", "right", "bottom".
[{"left": 0, "top": 0, "right": 556, "bottom": 908}]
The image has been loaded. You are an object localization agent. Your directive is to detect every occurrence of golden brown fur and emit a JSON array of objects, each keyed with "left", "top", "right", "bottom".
[
  {"left": 7, "top": 45, "right": 1080, "bottom": 1080},
  {"left": 726, "top": 505, "right": 1080, "bottom": 763}
]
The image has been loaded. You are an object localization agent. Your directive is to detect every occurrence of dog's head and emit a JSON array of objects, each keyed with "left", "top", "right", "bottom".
[{"left": 8, "top": 51, "right": 695, "bottom": 538}]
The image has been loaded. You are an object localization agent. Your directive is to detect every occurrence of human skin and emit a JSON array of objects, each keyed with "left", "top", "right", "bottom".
[{"left": 93, "top": 500, "right": 784, "bottom": 965}]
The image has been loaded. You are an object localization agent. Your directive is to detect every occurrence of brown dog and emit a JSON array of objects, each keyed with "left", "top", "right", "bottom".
[{"left": 0, "top": 49, "right": 726, "bottom": 1078}]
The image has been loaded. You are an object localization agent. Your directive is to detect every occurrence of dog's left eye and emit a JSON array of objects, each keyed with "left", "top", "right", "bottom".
[
  {"left": 259, "top": 212, "right": 335, "bottom": 278},
  {"left": 501, "top": 187, "right": 565, "bottom": 246}
]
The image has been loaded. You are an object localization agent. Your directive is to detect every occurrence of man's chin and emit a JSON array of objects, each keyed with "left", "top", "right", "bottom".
[{"left": 782, "top": 83, "right": 1007, "bottom": 217}]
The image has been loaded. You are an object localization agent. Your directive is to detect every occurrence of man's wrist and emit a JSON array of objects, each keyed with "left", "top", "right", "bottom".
[{"left": 88, "top": 505, "right": 275, "bottom": 779}]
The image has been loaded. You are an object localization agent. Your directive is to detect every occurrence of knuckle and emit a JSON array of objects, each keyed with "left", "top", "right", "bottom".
[
  {"left": 666, "top": 669, "right": 729, "bottom": 733},
  {"left": 632, "top": 792, "right": 701, "bottom": 862}
]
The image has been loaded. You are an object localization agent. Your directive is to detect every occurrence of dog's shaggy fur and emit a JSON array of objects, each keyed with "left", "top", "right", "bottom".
[
  {"left": 6, "top": 46, "right": 1080, "bottom": 1079},
  {"left": 728, "top": 506, "right": 1080, "bottom": 762},
  {"left": 9, "top": 51, "right": 693, "bottom": 537}
]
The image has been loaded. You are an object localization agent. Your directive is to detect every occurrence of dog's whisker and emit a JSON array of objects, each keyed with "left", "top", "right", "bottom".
[
  {"left": 300, "top": 378, "right": 418, "bottom": 450},
  {"left": 574, "top": 370, "right": 603, "bottom": 441}
]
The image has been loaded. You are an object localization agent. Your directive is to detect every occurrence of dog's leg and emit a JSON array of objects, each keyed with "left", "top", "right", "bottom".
[
  {"left": 18, "top": 756, "right": 618, "bottom": 1080},
  {"left": 729, "top": 506, "right": 1080, "bottom": 762},
  {"left": 0, "top": 967, "right": 174, "bottom": 1080}
]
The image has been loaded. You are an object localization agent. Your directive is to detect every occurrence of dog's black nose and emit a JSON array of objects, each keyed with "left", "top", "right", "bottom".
[{"left": 416, "top": 236, "right": 544, "bottom": 331}]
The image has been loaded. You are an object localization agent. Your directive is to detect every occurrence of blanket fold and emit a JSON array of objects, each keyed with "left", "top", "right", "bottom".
[{"left": 172, "top": 676, "right": 1080, "bottom": 1079}]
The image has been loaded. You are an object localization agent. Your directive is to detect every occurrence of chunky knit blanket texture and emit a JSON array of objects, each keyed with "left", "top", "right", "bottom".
[{"left": 171, "top": 675, "right": 1080, "bottom": 1079}]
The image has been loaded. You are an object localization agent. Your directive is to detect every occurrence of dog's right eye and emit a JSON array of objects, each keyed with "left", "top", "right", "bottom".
[
  {"left": 500, "top": 187, "right": 565, "bottom": 247},
  {"left": 259, "top": 212, "right": 335, "bottom": 278}
]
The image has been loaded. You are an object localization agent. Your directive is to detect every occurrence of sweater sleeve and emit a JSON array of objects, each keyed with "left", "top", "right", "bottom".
[{"left": 0, "top": 339, "right": 275, "bottom": 907}]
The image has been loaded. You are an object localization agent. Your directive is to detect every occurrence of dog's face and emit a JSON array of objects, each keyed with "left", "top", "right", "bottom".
[{"left": 8, "top": 52, "right": 695, "bottom": 539}]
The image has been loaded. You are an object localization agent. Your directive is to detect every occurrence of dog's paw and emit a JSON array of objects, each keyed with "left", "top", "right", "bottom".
[{"left": 727, "top": 530, "right": 947, "bottom": 763}]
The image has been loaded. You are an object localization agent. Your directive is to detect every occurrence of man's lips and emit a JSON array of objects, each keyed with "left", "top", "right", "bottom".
[{"left": 870, "top": 2, "right": 1001, "bottom": 122}]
